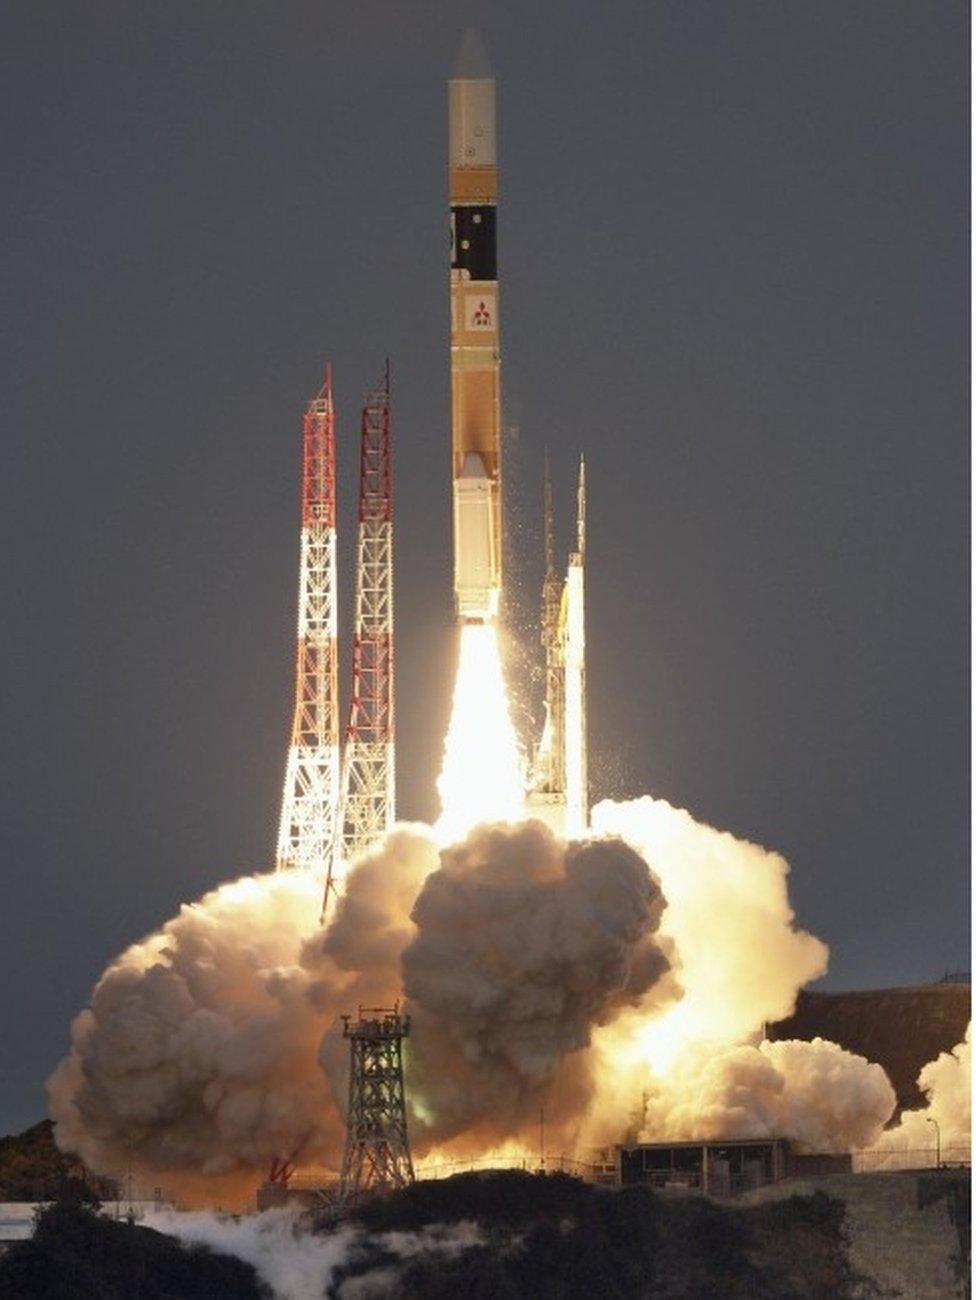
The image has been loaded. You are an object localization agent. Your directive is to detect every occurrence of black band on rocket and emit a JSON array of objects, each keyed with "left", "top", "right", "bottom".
[{"left": 451, "top": 206, "right": 497, "bottom": 281}]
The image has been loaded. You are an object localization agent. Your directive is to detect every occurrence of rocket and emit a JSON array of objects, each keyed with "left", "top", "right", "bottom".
[{"left": 449, "top": 30, "right": 502, "bottom": 623}]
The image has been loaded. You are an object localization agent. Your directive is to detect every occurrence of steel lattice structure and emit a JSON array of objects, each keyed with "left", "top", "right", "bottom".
[
  {"left": 337, "top": 367, "right": 394, "bottom": 872},
  {"left": 337, "top": 1004, "right": 414, "bottom": 1206},
  {"left": 276, "top": 367, "right": 340, "bottom": 873}
]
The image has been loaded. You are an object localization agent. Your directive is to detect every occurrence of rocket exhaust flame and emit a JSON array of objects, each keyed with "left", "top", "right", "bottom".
[{"left": 435, "top": 623, "right": 524, "bottom": 841}]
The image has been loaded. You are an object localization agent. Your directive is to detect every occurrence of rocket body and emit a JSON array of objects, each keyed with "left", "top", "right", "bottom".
[{"left": 450, "top": 34, "right": 502, "bottom": 623}]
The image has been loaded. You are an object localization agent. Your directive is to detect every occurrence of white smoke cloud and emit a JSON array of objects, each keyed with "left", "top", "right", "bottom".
[
  {"left": 876, "top": 1023, "right": 971, "bottom": 1156},
  {"left": 591, "top": 796, "right": 829, "bottom": 1049},
  {"left": 637, "top": 1037, "right": 895, "bottom": 1152},
  {"left": 577, "top": 797, "right": 905, "bottom": 1156},
  {"left": 149, "top": 1207, "right": 483, "bottom": 1300},
  {"left": 51, "top": 786, "right": 950, "bottom": 1187},
  {"left": 47, "top": 869, "right": 342, "bottom": 1200},
  {"left": 49, "top": 820, "right": 669, "bottom": 1186},
  {"left": 400, "top": 820, "right": 669, "bottom": 1149}
]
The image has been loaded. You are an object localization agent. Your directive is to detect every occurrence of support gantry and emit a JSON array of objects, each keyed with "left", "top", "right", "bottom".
[
  {"left": 276, "top": 367, "right": 341, "bottom": 873},
  {"left": 337, "top": 1004, "right": 414, "bottom": 1207},
  {"left": 336, "top": 366, "right": 395, "bottom": 880}
]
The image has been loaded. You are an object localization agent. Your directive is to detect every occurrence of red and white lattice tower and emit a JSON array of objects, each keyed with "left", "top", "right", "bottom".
[
  {"left": 337, "top": 365, "right": 394, "bottom": 872},
  {"left": 276, "top": 366, "right": 340, "bottom": 873}
]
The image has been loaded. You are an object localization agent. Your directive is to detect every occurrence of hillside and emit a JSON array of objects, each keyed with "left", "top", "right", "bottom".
[
  {"left": 2, "top": 1168, "right": 966, "bottom": 1297},
  {"left": 329, "top": 1169, "right": 876, "bottom": 1298},
  {"left": 0, "top": 1200, "right": 266, "bottom": 1300},
  {"left": 0, "top": 1120, "right": 116, "bottom": 1203}
]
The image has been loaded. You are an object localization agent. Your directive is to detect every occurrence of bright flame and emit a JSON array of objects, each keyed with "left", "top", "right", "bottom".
[{"left": 436, "top": 623, "right": 524, "bottom": 841}]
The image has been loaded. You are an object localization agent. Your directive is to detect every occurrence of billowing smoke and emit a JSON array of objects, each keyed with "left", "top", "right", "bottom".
[
  {"left": 49, "top": 819, "right": 668, "bottom": 1192},
  {"left": 578, "top": 797, "right": 901, "bottom": 1153},
  {"left": 399, "top": 820, "right": 669, "bottom": 1151},
  {"left": 591, "top": 796, "right": 829, "bottom": 1050},
  {"left": 877, "top": 1023, "right": 971, "bottom": 1156},
  {"left": 46, "top": 828, "right": 439, "bottom": 1201},
  {"left": 47, "top": 869, "right": 341, "bottom": 1202},
  {"left": 51, "top": 785, "right": 958, "bottom": 1196},
  {"left": 636, "top": 1037, "right": 895, "bottom": 1153},
  {"left": 149, "top": 1207, "right": 483, "bottom": 1300}
]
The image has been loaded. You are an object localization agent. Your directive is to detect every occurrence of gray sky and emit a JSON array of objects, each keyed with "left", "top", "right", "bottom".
[{"left": 1, "top": 1, "right": 968, "bottom": 1133}]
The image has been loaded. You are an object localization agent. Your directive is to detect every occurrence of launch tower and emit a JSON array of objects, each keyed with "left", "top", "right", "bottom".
[
  {"left": 338, "top": 367, "right": 395, "bottom": 868},
  {"left": 276, "top": 369, "right": 341, "bottom": 872},
  {"left": 337, "top": 1004, "right": 414, "bottom": 1206}
]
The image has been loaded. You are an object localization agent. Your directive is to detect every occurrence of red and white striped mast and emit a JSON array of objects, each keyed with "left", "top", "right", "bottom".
[
  {"left": 276, "top": 366, "right": 341, "bottom": 873},
  {"left": 335, "top": 364, "right": 395, "bottom": 877}
]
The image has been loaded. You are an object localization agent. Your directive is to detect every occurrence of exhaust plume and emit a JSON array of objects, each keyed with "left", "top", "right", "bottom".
[
  {"left": 51, "top": 788, "right": 953, "bottom": 1191},
  {"left": 150, "top": 1207, "right": 483, "bottom": 1300},
  {"left": 400, "top": 820, "right": 669, "bottom": 1150},
  {"left": 436, "top": 624, "right": 524, "bottom": 840},
  {"left": 590, "top": 796, "right": 829, "bottom": 1060},
  {"left": 46, "top": 870, "right": 341, "bottom": 1201},
  {"left": 877, "top": 1023, "right": 971, "bottom": 1155},
  {"left": 49, "top": 821, "right": 669, "bottom": 1188},
  {"left": 635, "top": 1037, "right": 896, "bottom": 1152},
  {"left": 580, "top": 797, "right": 900, "bottom": 1154}
]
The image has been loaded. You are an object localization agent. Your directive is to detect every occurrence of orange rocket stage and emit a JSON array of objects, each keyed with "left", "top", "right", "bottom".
[{"left": 449, "top": 31, "right": 502, "bottom": 623}]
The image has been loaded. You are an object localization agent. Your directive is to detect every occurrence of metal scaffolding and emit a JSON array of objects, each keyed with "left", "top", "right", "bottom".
[
  {"left": 337, "top": 1004, "right": 414, "bottom": 1206},
  {"left": 276, "top": 367, "right": 341, "bottom": 873},
  {"left": 337, "top": 366, "right": 395, "bottom": 877}
]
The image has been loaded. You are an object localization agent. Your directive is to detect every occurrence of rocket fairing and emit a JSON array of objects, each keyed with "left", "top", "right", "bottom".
[{"left": 450, "top": 30, "right": 502, "bottom": 624}]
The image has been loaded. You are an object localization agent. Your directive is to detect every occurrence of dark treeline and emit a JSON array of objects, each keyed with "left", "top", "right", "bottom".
[{"left": 0, "top": 1169, "right": 890, "bottom": 1299}]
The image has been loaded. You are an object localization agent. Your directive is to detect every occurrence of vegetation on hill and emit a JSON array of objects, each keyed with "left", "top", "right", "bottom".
[
  {"left": 0, "top": 1167, "right": 886, "bottom": 1299},
  {"left": 0, "top": 1200, "right": 268, "bottom": 1300},
  {"left": 332, "top": 1169, "right": 878, "bottom": 1299},
  {"left": 0, "top": 1120, "right": 116, "bottom": 1202}
]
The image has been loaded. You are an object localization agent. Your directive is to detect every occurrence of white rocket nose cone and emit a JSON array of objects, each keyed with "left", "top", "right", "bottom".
[{"left": 452, "top": 28, "right": 492, "bottom": 80}]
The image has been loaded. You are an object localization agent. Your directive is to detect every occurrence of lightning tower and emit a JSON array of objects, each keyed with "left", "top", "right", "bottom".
[
  {"left": 276, "top": 368, "right": 341, "bottom": 873},
  {"left": 337, "top": 1004, "right": 414, "bottom": 1206},
  {"left": 337, "top": 367, "right": 395, "bottom": 871}
]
